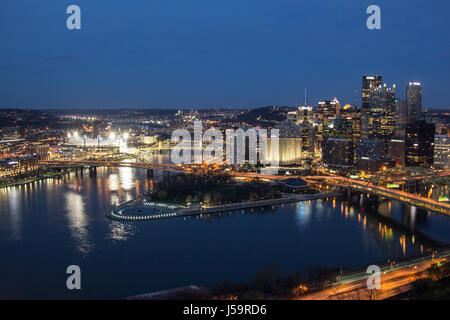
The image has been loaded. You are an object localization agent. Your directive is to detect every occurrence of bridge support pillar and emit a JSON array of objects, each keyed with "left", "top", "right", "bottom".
[
  {"left": 89, "top": 166, "right": 97, "bottom": 176},
  {"left": 147, "top": 169, "right": 154, "bottom": 178}
]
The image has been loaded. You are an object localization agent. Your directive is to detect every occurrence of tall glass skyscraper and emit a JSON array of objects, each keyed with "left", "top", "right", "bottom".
[
  {"left": 406, "top": 82, "right": 422, "bottom": 123},
  {"left": 361, "top": 75, "right": 382, "bottom": 139},
  {"left": 368, "top": 83, "right": 396, "bottom": 152}
]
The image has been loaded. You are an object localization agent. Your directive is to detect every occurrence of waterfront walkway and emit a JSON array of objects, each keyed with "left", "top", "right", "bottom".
[{"left": 106, "top": 192, "right": 339, "bottom": 221}]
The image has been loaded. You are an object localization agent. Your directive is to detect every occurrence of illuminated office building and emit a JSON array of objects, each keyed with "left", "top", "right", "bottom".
[
  {"left": 434, "top": 135, "right": 450, "bottom": 170},
  {"left": 367, "top": 84, "right": 396, "bottom": 151},
  {"left": 340, "top": 104, "right": 361, "bottom": 145},
  {"left": 361, "top": 75, "right": 383, "bottom": 139},
  {"left": 356, "top": 139, "right": 395, "bottom": 173},
  {"left": 322, "top": 138, "right": 354, "bottom": 168},
  {"left": 317, "top": 100, "right": 338, "bottom": 146}
]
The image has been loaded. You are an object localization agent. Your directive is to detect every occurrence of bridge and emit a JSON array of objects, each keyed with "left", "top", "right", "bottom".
[
  {"left": 38, "top": 160, "right": 188, "bottom": 175},
  {"left": 304, "top": 175, "right": 450, "bottom": 215}
]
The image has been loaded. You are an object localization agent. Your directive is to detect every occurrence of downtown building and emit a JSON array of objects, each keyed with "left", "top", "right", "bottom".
[
  {"left": 355, "top": 139, "right": 395, "bottom": 173},
  {"left": 405, "top": 121, "right": 435, "bottom": 167},
  {"left": 367, "top": 83, "right": 396, "bottom": 152},
  {"left": 322, "top": 138, "right": 354, "bottom": 169},
  {"left": 317, "top": 100, "right": 339, "bottom": 147},
  {"left": 434, "top": 135, "right": 450, "bottom": 170},
  {"left": 361, "top": 75, "right": 383, "bottom": 139},
  {"left": 265, "top": 119, "right": 303, "bottom": 165},
  {"left": 407, "top": 82, "right": 423, "bottom": 123}
]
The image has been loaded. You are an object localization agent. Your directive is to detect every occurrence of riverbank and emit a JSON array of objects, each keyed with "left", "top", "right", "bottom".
[{"left": 0, "top": 168, "right": 78, "bottom": 189}]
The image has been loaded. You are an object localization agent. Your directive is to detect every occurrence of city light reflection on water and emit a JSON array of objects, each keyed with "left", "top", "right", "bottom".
[{"left": 65, "top": 192, "right": 92, "bottom": 255}]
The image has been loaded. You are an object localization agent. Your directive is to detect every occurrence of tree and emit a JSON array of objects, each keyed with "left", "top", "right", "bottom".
[
  {"left": 157, "top": 190, "right": 167, "bottom": 200},
  {"left": 203, "top": 193, "right": 212, "bottom": 206},
  {"left": 213, "top": 192, "right": 223, "bottom": 204},
  {"left": 249, "top": 192, "right": 259, "bottom": 201},
  {"left": 428, "top": 264, "right": 444, "bottom": 281},
  {"left": 186, "top": 195, "right": 193, "bottom": 203},
  {"left": 252, "top": 263, "right": 280, "bottom": 294}
]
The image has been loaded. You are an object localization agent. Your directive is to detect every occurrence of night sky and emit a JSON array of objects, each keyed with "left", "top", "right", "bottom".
[{"left": 1, "top": 0, "right": 450, "bottom": 109}]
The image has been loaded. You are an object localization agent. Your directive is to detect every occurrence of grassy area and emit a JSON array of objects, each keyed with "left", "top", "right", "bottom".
[{"left": 150, "top": 174, "right": 290, "bottom": 207}]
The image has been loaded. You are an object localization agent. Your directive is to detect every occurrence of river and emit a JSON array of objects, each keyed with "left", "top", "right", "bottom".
[{"left": 0, "top": 166, "right": 449, "bottom": 299}]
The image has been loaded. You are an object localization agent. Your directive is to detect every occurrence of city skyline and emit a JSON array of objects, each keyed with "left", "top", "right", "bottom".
[{"left": 1, "top": 1, "right": 449, "bottom": 304}]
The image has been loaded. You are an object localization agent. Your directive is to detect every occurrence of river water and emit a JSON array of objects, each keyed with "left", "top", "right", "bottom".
[{"left": 0, "top": 166, "right": 449, "bottom": 299}]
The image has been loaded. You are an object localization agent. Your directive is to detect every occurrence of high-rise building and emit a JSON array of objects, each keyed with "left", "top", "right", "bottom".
[
  {"left": 340, "top": 104, "right": 361, "bottom": 145},
  {"left": 387, "top": 139, "right": 405, "bottom": 167},
  {"left": 394, "top": 99, "right": 408, "bottom": 136},
  {"left": 356, "top": 139, "right": 395, "bottom": 173},
  {"left": 361, "top": 75, "right": 382, "bottom": 139},
  {"left": 434, "top": 135, "right": 450, "bottom": 170},
  {"left": 406, "top": 82, "right": 422, "bottom": 123},
  {"left": 322, "top": 138, "right": 354, "bottom": 168},
  {"left": 317, "top": 100, "right": 338, "bottom": 146},
  {"left": 405, "top": 121, "right": 435, "bottom": 167},
  {"left": 367, "top": 84, "right": 396, "bottom": 150}
]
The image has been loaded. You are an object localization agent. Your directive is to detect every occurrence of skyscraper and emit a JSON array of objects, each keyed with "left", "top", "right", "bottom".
[
  {"left": 405, "top": 121, "right": 435, "bottom": 167},
  {"left": 322, "top": 138, "right": 354, "bottom": 168},
  {"left": 317, "top": 100, "right": 338, "bottom": 146},
  {"left": 361, "top": 75, "right": 382, "bottom": 139},
  {"left": 406, "top": 82, "right": 422, "bottom": 123},
  {"left": 340, "top": 104, "right": 361, "bottom": 145},
  {"left": 367, "top": 83, "right": 396, "bottom": 150},
  {"left": 394, "top": 99, "right": 408, "bottom": 136}
]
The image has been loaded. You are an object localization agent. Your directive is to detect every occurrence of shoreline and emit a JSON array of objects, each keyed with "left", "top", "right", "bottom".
[
  {"left": 0, "top": 168, "right": 77, "bottom": 189},
  {"left": 107, "top": 192, "right": 342, "bottom": 221}
]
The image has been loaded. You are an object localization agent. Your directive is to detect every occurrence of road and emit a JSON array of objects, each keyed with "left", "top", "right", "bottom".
[{"left": 299, "top": 255, "right": 449, "bottom": 300}]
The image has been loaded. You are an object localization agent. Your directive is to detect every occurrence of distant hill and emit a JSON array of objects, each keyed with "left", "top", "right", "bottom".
[
  {"left": 0, "top": 109, "right": 58, "bottom": 128},
  {"left": 236, "top": 106, "right": 296, "bottom": 127}
]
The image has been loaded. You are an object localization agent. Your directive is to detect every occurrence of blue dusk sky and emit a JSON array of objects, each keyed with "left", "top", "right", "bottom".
[{"left": 0, "top": 0, "right": 449, "bottom": 109}]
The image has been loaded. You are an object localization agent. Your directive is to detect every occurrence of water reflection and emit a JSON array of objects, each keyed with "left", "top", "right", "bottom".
[
  {"left": 65, "top": 192, "right": 92, "bottom": 255},
  {"left": 296, "top": 202, "right": 311, "bottom": 227},
  {"left": 1, "top": 166, "right": 449, "bottom": 299},
  {"left": 119, "top": 166, "right": 134, "bottom": 191},
  {"left": 109, "top": 174, "right": 119, "bottom": 192},
  {"left": 5, "top": 187, "right": 22, "bottom": 241},
  {"left": 107, "top": 221, "right": 136, "bottom": 242}
]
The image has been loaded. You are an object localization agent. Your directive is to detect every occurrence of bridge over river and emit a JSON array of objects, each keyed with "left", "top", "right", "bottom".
[{"left": 304, "top": 176, "right": 450, "bottom": 215}]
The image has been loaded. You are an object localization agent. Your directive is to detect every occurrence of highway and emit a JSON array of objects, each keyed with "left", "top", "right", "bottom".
[{"left": 299, "top": 249, "right": 450, "bottom": 300}]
